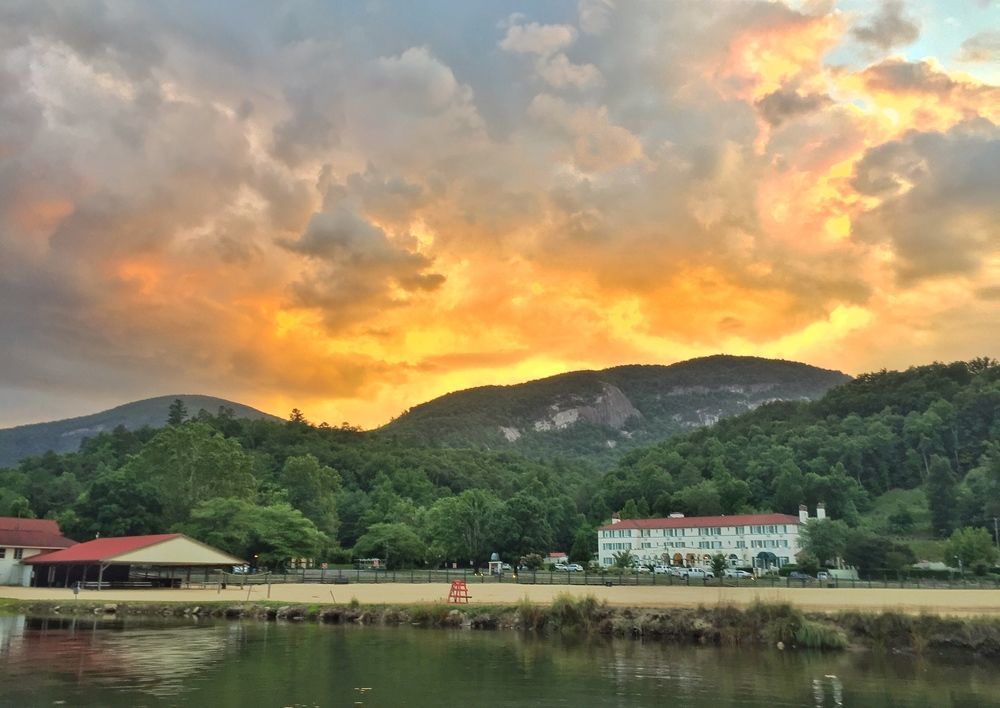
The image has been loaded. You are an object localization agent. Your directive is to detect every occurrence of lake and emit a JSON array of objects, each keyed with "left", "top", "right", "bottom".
[{"left": 0, "top": 615, "right": 997, "bottom": 706}]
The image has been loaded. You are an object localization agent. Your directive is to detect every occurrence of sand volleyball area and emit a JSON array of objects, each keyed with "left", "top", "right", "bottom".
[{"left": 2, "top": 582, "right": 1000, "bottom": 616}]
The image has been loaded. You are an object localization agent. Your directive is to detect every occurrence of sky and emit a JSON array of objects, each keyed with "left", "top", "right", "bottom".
[{"left": 0, "top": 0, "right": 998, "bottom": 429}]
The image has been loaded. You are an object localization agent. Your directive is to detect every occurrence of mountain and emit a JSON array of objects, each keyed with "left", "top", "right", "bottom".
[
  {"left": 0, "top": 395, "right": 281, "bottom": 467},
  {"left": 381, "top": 355, "right": 850, "bottom": 463}
]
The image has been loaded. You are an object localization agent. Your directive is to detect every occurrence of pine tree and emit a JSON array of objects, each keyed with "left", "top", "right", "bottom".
[
  {"left": 927, "top": 454, "right": 958, "bottom": 537},
  {"left": 166, "top": 398, "right": 188, "bottom": 426}
]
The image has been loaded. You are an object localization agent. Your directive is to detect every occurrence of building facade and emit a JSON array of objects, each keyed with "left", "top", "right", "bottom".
[
  {"left": 0, "top": 517, "right": 76, "bottom": 586},
  {"left": 597, "top": 505, "right": 826, "bottom": 570}
]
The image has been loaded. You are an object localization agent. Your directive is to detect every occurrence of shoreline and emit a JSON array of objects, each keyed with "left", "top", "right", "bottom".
[
  {"left": 4, "top": 587, "right": 1000, "bottom": 658},
  {"left": 2, "top": 582, "right": 1000, "bottom": 616}
]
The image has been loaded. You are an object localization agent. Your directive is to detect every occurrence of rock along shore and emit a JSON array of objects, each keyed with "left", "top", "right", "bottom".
[{"left": 6, "top": 596, "right": 1000, "bottom": 658}]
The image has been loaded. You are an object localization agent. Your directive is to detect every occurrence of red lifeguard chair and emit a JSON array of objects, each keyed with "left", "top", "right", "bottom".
[{"left": 447, "top": 579, "right": 471, "bottom": 603}]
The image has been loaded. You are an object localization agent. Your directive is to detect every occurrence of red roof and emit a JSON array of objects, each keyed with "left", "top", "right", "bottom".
[
  {"left": 598, "top": 513, "right": 800, "bottom": 531},
  {"left": 0, "top": 516, "right": 76, "bottom": 550},
  {"left": 22, "top": 534, "right": 180, "bottom": 564}
]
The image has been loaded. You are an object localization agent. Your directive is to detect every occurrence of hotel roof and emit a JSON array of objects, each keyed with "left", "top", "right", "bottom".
[{"left": 597, "top": 513, "right": 800, "bottom": 531}]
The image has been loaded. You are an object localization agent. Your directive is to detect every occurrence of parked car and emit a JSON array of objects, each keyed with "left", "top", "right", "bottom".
[
  {"left": 681, "top": 567, "right": 714, "bottom": 579},
  {"left": 788, "top": 571, "right": 814, "bottom": 581},
  {"left": 566, "top": 563, "right": 584, "bottom": 572},
  {"left": 816, "top": 571, "right": 830, "bottom": 581},
  {"left": 653, "top": 565, "right": 671, "bottom": 574},
  {"left": 501, "top": 563, "right": 512, "bottom": 571},
  {"left": 724, "top": 569, "right": 753, "bottom": 579},
  {"left": 554, "top": 563, "right": 569, "bottom": 571}
]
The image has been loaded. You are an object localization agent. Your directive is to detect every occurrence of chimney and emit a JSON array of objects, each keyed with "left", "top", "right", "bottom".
[
  {"left": 816, "top": 502, "right": 826, "bottom": 520},
  {"left": 611, "top": 513, "right": 621, "bottom": 525},
  {"left": 798, "top": 504, "right": 808, "bottom": 523}
]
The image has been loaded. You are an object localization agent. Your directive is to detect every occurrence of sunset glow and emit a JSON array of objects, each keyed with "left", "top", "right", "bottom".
[{"left": 0, "top": 1, "right": 997, "bottom": 428}]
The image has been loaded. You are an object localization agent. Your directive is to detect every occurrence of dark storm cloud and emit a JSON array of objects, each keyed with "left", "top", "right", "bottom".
[
  {"left": 851, "top": 0, "right": 920, "bottom": 50},
  {"left": 851, "top": 123, "right": 1000, "bottom": 283},
  {"left": 755, "top": 89, "right": 834, "bottom": 126}
]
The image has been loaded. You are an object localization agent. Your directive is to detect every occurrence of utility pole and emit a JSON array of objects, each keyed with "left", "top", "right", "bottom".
[{"left": 994, "top": 517, "right": 999, "bottom": 557}]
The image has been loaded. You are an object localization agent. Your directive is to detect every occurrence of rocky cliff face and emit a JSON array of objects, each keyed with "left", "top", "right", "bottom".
[
  {"left": 381, "top": 355, "right": 850, "bottom": 465},
  {"left": 529, "top": 383, "right": 640, "bottom": 434}
]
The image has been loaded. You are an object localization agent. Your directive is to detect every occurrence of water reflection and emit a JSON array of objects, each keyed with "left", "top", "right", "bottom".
[
  {"left": 0, "top": 617, "right": 997, "bottom": 707},
  {"left": 0, "top": 615, "right": 244, "bottom": 699}
]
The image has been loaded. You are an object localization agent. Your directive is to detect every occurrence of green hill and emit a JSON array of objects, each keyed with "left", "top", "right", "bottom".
[
  {"left": 0, "top": 395, "right": 281, "bottom": 467},
  {"left": 381, "top": 355, "right": 849, "bottom": 464}
]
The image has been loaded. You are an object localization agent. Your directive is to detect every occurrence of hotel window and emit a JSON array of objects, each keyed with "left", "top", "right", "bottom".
[
  {"left": 0, "top": 548, "right": 5, "bottom": 559},
  {"left": 13, "top": 548, "right": 23, "bottom": 560}
]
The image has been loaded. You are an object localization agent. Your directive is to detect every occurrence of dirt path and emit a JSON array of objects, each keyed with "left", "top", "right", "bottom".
[{"left": 3, "top": 583, "right": 1000, "bottom": 616}]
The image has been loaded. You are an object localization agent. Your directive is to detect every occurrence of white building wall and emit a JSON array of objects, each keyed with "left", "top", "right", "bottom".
[
  {"left": 0, "top": 548, "right": 45, "bottom": 586},
  {"left": 597, "top": 521, "right": 804, "bottom": 569}
]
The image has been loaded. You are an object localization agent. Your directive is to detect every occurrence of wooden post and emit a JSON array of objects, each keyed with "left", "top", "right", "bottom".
[{"left": 97, "top": 564, "right": 106, "bottom": 590}]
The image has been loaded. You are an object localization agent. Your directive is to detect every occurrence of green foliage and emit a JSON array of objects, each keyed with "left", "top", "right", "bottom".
[
  {"left": 946, "top": 527, "right": 998, "bottom": 575},
  {"left": 612, "top": 550, "right": 636, "bottom": 569},
  {"left": 353, "top": 523, "right": 425, "bottom": 569},
  {"left": 842, "top": 528, "right": 916, "bottom": 577},
  {"left": 795, "top": 621, "right": 848, "bottom": 650},
  {"left": 123, "top": 423, "right": 256, "bottom": 526},
  {"left": 927, "top": 455, "right": 958, "bottom": 537},
  {"left": 279, "top": 454, "right": 340, "bottom": 535},
  {"left": 66, "top": 467, "right": 162, "bottom": 539},
  {"left": 710, "top": 553, "right": 728, "bottom": 576},
  {"left": 167, "top": 398, "right": 188, "bottom": 426},
  {"left": 522, "top": 553, "right": 544, "bottom": 570},
  {"left": 800, "top": 520, "right": 849, "bottom": 566},
  {"left": 569, "top": 526, "right": 596, "bottom": 564},
  {"left": 178, "top": 497, "right": 327, "bottom": 569}
]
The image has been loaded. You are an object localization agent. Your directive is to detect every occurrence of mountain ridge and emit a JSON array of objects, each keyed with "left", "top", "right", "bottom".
[
  {"left": 381, "top": 355, "right": 850, "bottom": 464},
  {"left": 0, "top": 394, "right": 281, "bottom": 467}
]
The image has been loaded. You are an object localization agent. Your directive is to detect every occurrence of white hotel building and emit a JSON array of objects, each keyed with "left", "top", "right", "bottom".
[{"left": 597, "top": 504, "right": 826, "bottom": 570}]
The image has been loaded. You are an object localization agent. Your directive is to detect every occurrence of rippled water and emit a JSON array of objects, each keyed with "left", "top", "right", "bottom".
[{"left": 0, "top": 615, "right": 998, "bottom": 707}]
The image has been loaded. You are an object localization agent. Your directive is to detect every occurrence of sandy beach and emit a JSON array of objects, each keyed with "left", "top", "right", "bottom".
[{"left": 3, "top": 583, "right": 999, "bottom": 616}]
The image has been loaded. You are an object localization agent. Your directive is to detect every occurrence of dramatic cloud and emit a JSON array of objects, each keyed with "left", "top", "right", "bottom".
[
  {"left": 958, "top": 30, "right": 1000, "bottom": 63},
  {"left": 851, "top": 0, "right": 920, "bottom": 50},
  {"left": 0, "top": 1, "right": 996, "bottom": 428}
]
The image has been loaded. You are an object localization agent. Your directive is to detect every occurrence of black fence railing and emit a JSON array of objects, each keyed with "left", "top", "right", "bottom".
[{"left": 185, "top": 568, "right": 1000, "bottom": 590}]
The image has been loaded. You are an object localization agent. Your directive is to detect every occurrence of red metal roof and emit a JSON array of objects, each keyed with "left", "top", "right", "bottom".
[
  {"left": 598, "top": 513, "right": 800, "bottom": 531},
  {"left": 0, "top": 516, "right": 76, "bottom": 549},
  {"left": 0, "top": 517, "right": 60, "bottom": 532},
  {"left": 22, "top": 534, "right": 180, "bottom": 564}
]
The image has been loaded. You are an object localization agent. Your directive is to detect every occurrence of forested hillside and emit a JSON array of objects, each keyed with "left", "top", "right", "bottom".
[
  {"left": 598, "top": 359, "right": 1000, "bottom": 541},
  {"left": 384, "top": 355, "right": 848, "bottom": 465},
  {"left": 0, "top": 395, "right": 281, "bottom": 467},
  {"left": 0, "top": 359, "right": 995, "bottom": 571}
]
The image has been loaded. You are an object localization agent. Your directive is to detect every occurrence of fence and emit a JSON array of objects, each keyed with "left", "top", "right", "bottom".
[{"left": 179, "top": 567, "right": 1000, "bottom": 591}]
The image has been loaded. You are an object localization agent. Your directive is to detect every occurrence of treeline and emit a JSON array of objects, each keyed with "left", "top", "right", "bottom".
[
  {"left": 0, "top": 359, "right": 996, "bottom": 569},
  {"left": 597, "top": 359, "right": 1000, "bottom": 539},
  {"left": 0, "top": 404, "right": 601, "bottom": 568}
]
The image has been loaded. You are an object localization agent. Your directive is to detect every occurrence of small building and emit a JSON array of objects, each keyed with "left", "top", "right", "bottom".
[
  {"left": 0, "top": 517, "right": 76, "bottom": 586},
  {"left": 24, "top": 533, "right": 244, "bottom": 589},
  {"left": 546, "top": 551, "right": 568, "bottom": 566},
  {"left": 597, "top": 505, "right": 828, "bottom": 570}
]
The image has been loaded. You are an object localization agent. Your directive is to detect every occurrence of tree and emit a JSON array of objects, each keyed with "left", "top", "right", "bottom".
[
  {"left": 710, "top": 553, "right": 727, "bottom": 577},
  {"left": 927, "top": 455, "right": 958, "bottom": 537},
  {"left": 123, "top": 423, "right": 256, "bottom": 526},
  {"left": 425, "top": 489, "right": 504, "bottom": 564},
  {"left": 569, "top": 526, "right": 596, "bottom": 565},
  {"left": 612, "top": 550, "right": 636, "bottom": 569},
  {"left": 288, "top": 408, "right": 308, "bottom": 425},
  {"left": 279, "top": 454, "right": 340, "bottom": 535},
  {"left": 167, "top": 398, "right": 188, "bottom": 426},
  {"left": 68, "top": 468, "right": 162, "bottom": 539},
  {"left": 946, "top": 527, "right": 998, "bottom": 575},
  {"left": 619, "top": 499, "right": 640, "bottom": 519},
  {"left": 522, "top": 553, "right": 544, "bottom": 570},
  {"left": 179, "top": 498, "right": 327, "bottom": 569},
  {"left": 843, "top": 528, "right": 915, "bottom": 578},
  {"left": 353, "top": 523, "right": 425, "bottom": 569},
  {"left": 800, "top": 519, "right": 849, "bottom": 566}
]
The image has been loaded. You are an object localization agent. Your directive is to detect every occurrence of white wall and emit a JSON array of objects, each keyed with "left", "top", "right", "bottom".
[{"left": 0, "top": 548, "right": 44, "bottom": 586}]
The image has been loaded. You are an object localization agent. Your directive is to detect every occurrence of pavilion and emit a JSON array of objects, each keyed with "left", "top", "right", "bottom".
[{"left": 23, "top": 533, "right": 244, "bottom": 589}]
